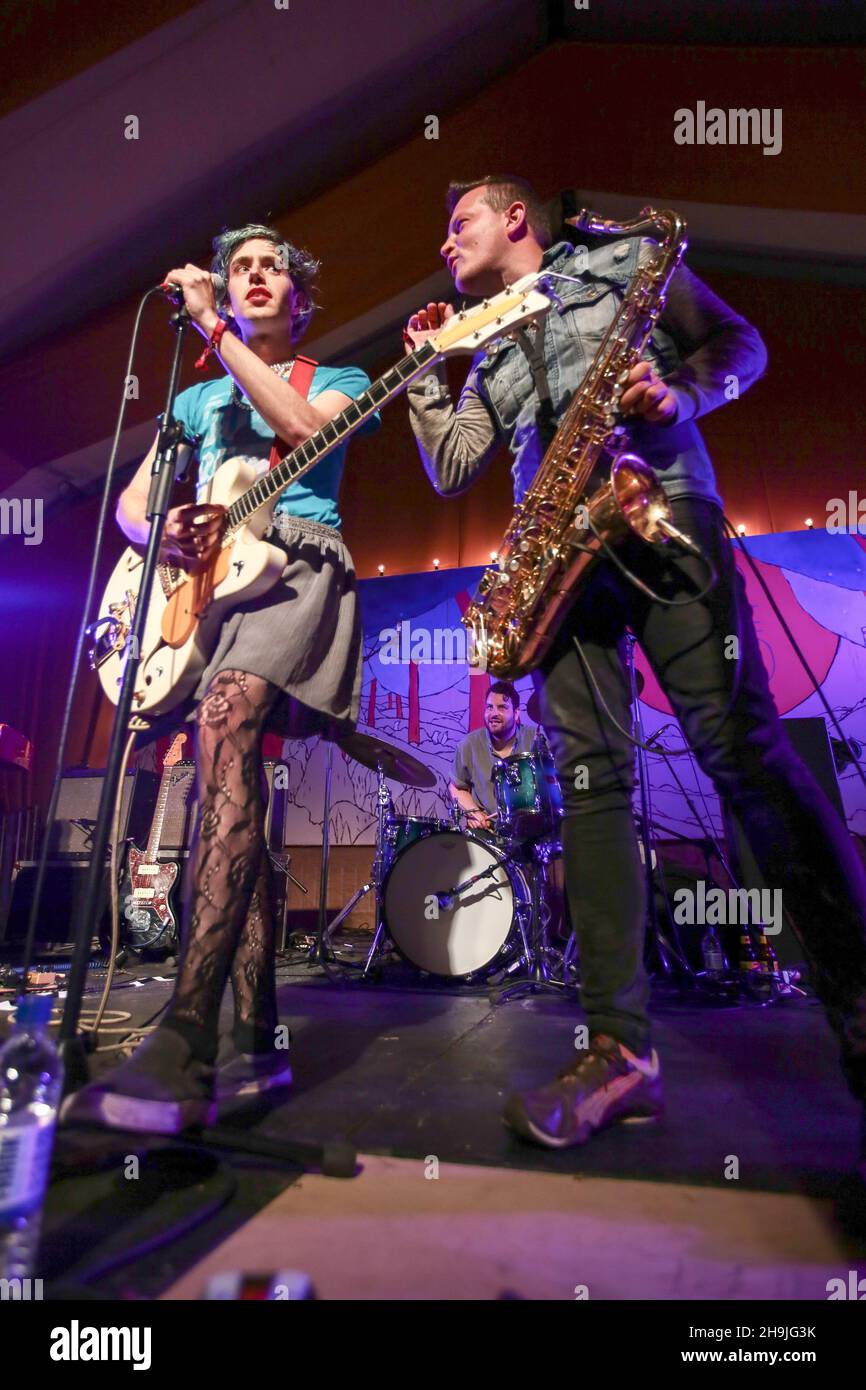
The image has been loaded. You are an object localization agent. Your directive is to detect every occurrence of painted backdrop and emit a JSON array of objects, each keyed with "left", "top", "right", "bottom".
[{"left": 269, "top": 530, "right": 866, "bottom": 849}]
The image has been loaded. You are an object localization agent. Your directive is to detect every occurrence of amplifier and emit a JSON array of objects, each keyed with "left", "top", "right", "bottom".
[
  {"left": 46, "top": 767, "right": 158, "bottom": 858},
  {"left": 1, "top": 860, "right": 115, "bottom": 955},
  {"left": 158, "top": 759, "right": 285, "bottom": 851}
]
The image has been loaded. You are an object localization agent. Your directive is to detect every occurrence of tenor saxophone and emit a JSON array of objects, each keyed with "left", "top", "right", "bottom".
[{"left": 463, "top": 207, "right": 688, "bottom": 679}]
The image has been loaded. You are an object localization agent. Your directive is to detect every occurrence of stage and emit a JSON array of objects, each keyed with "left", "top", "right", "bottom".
[{"left": 33, "top": 956, "right": 866, "bottom": 1301}]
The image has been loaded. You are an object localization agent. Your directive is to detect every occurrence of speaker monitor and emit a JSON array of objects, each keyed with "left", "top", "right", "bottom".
[
  {"left": 47, "top": 767, "right": 157, "bottom": 858},
  {"left": 157, "top": 759, "right": 285, "bottom": 852},
  {"left": 1, "top": 861, "right": 113, "bottom": 953}
]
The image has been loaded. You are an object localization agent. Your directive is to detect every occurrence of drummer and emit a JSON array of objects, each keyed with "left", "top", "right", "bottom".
[{"left": 449, "top": 681, "right": 538, "bottom": 831}]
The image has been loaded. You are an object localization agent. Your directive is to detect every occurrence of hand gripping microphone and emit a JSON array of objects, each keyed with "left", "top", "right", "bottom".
[{"left": 158, "top": 273, "right": 225, "bottom": 306}]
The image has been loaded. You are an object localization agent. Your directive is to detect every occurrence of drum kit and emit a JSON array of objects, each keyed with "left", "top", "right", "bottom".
[{"left": 315, "top": 727, "right": 578, "bottom": 997}]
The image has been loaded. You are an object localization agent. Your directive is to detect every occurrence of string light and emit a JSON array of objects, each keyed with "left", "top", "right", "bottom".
[
  {"left": 377, "top": 564, "right": 385, "bottom": 575},
  {"left": 433, "top": 558, "right": 440, "bottom": 569},
  {"left": 489, "top": 551, "right": 498, "bottom": 561},
  {"left": 737, "top": 524, "right": 747, "bottom": 536},
  {"left": 805, "top": 518, "right": 814, "bottom": 528}
]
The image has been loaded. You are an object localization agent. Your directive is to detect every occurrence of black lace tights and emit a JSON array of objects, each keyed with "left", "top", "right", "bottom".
[{"left": 163, "top": 669, "right": 281, "bottom": 1063}]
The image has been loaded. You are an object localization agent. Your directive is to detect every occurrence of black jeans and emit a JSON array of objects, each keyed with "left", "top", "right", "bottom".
[{"left": 532, "top": 497, "right": 866, "bottom": 1098}]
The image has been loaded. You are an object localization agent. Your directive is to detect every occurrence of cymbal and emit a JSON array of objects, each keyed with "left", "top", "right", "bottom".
[{"left": 336, "top": 730, "right": 437, "bottom": 788}]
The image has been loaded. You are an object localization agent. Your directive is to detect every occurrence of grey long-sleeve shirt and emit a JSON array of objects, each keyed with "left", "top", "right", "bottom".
[{"left": 407, "top": 238, "right": 768, "bottom": 510}]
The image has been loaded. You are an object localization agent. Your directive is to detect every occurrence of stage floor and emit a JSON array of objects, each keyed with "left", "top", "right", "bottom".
[{"left": 39, "top": 957, "right": 866, "bottom": 1299}]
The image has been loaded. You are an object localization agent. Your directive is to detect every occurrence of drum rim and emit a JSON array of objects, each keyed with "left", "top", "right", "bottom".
[{"left": 381, "top": 826, "right": 527, "bottom": 981}]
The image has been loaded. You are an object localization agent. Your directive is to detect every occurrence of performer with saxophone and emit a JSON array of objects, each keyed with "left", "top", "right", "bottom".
[{"left": 405, "top": 175, "right": 866, "bottom": 1156}]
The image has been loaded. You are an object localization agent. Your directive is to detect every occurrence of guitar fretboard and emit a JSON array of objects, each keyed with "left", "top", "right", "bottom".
[{"left": 225, "top": 340, "right": 438, "bottom": 531}]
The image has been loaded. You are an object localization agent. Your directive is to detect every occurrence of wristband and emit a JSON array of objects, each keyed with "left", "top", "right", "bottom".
[{"left": 195, "top": 317, "right": 228, "bottom": 370}]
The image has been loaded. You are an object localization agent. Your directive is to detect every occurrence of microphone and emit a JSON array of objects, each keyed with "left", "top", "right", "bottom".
[{"left": 159, "top": 273, "right": 225, "bottom": 306}]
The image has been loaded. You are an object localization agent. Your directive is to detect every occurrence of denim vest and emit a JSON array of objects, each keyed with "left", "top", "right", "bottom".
[{"left": 473, "top": 239, "right": 723, "bottom": 509}]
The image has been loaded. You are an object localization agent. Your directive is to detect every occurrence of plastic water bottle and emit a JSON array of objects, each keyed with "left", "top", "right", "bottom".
[{"left": 0, "top": 994, "right": 63, "bottom": 1282}]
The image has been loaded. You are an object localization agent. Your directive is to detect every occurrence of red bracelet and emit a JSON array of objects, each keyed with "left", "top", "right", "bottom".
[{"left": 195, "top": 318, "right": 227, "bottom": 370}]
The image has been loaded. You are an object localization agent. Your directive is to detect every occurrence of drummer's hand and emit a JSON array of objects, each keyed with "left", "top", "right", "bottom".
[{"left": 466, "top": 809, "right": 492, "bottom": 831}]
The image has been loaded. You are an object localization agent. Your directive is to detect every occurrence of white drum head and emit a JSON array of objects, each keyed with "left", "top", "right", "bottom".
[{"left": 384, "top": 830, "right": 518, "bottom": 978}]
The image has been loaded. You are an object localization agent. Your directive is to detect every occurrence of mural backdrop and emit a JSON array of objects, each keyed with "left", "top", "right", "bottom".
[{"left": 264, "top": 530, "right": 866, "bottom": 850}]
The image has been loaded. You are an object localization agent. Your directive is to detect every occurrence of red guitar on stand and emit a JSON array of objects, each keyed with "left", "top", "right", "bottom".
[{"left": 120, "top": 733, "right": 187, "bottom": 954}]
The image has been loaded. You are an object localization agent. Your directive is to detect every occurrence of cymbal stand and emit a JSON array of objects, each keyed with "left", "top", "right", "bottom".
[{"left": 313, "top": 759, "right": 393, "bottom": 978}]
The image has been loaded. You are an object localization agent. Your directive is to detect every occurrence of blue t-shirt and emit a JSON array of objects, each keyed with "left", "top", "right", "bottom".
[{"left": 172, "top": 363, "right": 380, "bottom": 530}]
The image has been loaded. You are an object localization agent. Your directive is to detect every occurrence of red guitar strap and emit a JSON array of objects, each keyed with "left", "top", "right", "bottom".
[{"left": 268, "top": 355, "right": 318, "bottom": 472}]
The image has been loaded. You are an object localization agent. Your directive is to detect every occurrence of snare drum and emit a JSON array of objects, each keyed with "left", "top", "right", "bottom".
[
  {"left": 383, "top": 828, "right": 529, "bottom": 980},
  {"left": 491, "top": 749, "right": 563, "bottom": 841}
]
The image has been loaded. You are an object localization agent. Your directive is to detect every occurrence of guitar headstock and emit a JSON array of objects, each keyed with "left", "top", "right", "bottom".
[
  {"left": 430, "top": 273, "right": 552, "bottom": 357},
  {"left": 163, "top": 732, "right": 188, "bottom": 769}
]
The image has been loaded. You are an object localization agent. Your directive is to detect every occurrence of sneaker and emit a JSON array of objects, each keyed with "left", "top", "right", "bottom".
[
  {"left": 503, "top": 1033, "right": 664, "bottom": 1149},
  {"left": 216, "top": 1050, "right": 294, "bottom": 1104},
  {"left": 59, "top": 1026, "right": 217, "bottom": 1136}
]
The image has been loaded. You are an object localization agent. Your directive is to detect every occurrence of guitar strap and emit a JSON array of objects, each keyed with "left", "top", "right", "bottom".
[{"left": 267, "top": 354, "right": 318, "bottom": 472}]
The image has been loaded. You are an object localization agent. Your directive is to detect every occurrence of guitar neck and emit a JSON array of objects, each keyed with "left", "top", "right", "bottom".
[
  {"left": 225, "top": 340, "right": 439, "bottom": 531},
  {"left": 144, "top": 766, "right": 175, "bottom": 861}
]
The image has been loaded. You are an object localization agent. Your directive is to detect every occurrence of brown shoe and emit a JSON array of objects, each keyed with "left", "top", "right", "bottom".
[{"left": 504, "top": 1033, "right": 664, "bottom": 1148}]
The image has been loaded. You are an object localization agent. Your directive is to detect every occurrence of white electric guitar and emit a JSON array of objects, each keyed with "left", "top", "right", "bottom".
[{"left": 90, "top": 273, "right": 553, "bottom": 724}]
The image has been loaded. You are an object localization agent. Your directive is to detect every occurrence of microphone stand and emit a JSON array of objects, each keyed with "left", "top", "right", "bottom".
[{"left": 59, "top": 305, "right": 193, "bottom": 1092}]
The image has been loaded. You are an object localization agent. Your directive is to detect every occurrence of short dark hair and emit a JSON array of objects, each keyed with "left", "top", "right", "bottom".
[
  {"left": 488, "top": 680, "right": 520, "bottom": 710},
  {"left": 210, "top": 222, "right": 321, "bottom": 342},
  {"left": 445, "top": 175, "right": 553, "bottom": 249}
]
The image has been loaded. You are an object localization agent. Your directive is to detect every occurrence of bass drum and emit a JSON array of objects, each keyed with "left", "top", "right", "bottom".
[{"left": 383, "top": 828, "right": 528, "bottom": 980}]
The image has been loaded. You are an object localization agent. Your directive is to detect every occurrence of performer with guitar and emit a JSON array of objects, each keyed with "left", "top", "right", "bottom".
[{"left": 65, "top": 224, "right": 380, "bottom": 1133}]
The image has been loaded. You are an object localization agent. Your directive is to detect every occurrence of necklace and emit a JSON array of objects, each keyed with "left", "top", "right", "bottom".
[{"left": 231, "top": 357, "right": 294, "bottom": 406}]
